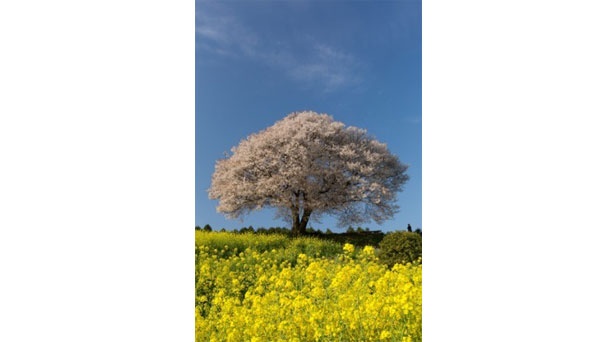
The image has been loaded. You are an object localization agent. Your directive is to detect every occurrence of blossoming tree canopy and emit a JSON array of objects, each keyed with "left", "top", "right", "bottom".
[{"left": 208, "top": 111, "right": 409, "bottom": 235}]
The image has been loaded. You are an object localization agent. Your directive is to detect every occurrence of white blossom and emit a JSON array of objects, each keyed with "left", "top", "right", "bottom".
[{"left": 208, "top": 111, "right": 409, "bottom": 234}]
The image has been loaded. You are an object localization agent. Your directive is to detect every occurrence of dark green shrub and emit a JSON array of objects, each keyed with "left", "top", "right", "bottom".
[{"left": 378, "top": 231, "right": 422, "bottom": 267}]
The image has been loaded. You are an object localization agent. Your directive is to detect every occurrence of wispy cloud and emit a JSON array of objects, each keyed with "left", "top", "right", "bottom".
[
  {"left": 403, "top": 116, "right": 422, "bottom": 124},
  {"left": 196, "top": 8, "right": 363, "bottom": 92},
  {"left": 287, "top": 44, "right": 362, "bottom": 92},
  {"left": 196, "top": 12, "right": 258, "bottom": 58}
]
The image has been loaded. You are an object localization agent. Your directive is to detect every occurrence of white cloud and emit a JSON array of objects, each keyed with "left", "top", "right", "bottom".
[
  {"left": 288, "top": 43, "right": 362, "bottom": 92},
  {"left": 403, "top": 116, "right": 422, "bottom": 124},
  {"left": 196, "top": 9, "right": 362, "bottom": 92},
  {"left": 195, "top": 26, "right": 225, "bottom": 43},
  {"left": 196, "top": 12, "right": 259, "bottom": 57}
]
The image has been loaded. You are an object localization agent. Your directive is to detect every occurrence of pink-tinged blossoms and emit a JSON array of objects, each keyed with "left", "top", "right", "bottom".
[{"left": 209, "top": 111, "right": 409, "bottom": 235}]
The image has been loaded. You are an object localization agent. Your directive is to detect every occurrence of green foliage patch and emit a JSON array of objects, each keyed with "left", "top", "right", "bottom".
[{"left": 377, "top": 231, "right": 422, "bottom": 268}]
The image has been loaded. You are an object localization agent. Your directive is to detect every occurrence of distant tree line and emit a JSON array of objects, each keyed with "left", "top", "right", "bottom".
[
  {"left": 195, "top": 224, "right": 385, "bottom": 235},
  {"left": 195, "top": 224, "right": 292, "bottom": 235},
  {"left": 196, "top": 224, "right": 420, "bottom": 235}
]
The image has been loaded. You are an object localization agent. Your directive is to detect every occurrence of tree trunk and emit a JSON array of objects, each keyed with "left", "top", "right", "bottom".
[
  {"left": 291, "top": 207, "right": 312, "bottom": 236},
  {"left": 291, "top": 206, "right": 301, "bottom": 236},
  {"left": 298, "top": 208, "right": 311, "bottom": 235}
]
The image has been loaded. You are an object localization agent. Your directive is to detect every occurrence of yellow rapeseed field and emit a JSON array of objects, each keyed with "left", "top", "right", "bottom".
[{"left": 195, "top": 232, "right": 421, "bottom": 341}]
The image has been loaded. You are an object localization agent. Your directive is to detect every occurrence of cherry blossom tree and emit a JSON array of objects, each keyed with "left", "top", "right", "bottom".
[{"left": 208, "top": 111, "right": 409, "bottom": 235}]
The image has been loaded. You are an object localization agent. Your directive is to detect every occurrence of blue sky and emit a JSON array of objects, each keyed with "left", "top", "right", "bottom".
[{"left": 196, "top": 0, "right": 421, "bottom": 232}]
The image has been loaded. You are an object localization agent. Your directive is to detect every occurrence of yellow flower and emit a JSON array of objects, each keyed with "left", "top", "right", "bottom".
[
  {"left": 343, "top": 243, "right": 355, "bottom": 254},
  {"left": 297, "top": 253, "right": 308, "bottom": 264},
  {"left": 195, "top": 232, "right": 421, "bottom": 341},
  {"left": 362, "top": 245, "right": 375, "bottom": 256}
]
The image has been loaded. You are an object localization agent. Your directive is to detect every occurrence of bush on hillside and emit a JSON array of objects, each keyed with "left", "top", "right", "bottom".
[{"left": 378, "top": 231, "right": 422, "bottom": 267}]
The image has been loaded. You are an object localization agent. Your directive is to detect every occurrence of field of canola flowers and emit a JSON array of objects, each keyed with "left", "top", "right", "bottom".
[{"left": 195, "top": 231, "right": 422, "bottom": 341}]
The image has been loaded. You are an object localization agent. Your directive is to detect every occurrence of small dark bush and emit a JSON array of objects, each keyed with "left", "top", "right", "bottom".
[
  {"left": 239, "top": 226, "right": 255, "bottom": 234},
  {"left": 378, "top": 231, "right": 422, "bottom": 267}
]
